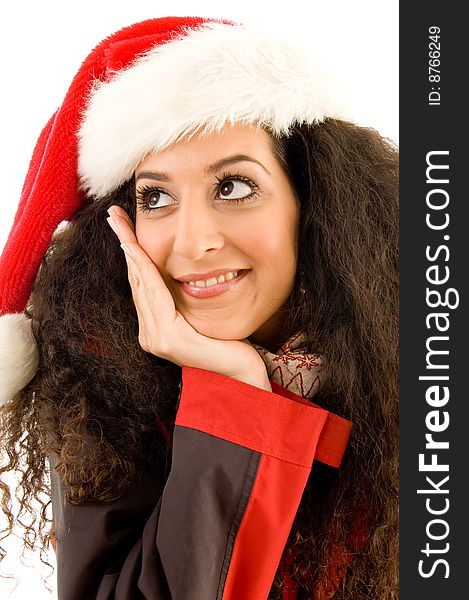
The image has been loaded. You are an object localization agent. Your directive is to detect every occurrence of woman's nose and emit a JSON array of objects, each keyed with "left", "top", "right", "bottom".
[{"left": 172, "top": 200, "right": 225, "bottom": 260}]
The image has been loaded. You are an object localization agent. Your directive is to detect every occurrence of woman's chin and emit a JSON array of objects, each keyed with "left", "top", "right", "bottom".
[
  {"left": 184, "top": 314, "right": 254, "bottom": 342},
  {"left": 180, "top": 308, "right": 286, "bottom": 349}
]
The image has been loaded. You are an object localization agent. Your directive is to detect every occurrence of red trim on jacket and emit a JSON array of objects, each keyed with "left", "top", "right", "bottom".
[
  {"left": 223, "top": 454, "right": 309, "bottom": 599},
  {"left": 177, "top": 368, "right": 351, "bottom": 469},
  {"left": 270, "top": 382, "right": 352, "bottom": 468}
]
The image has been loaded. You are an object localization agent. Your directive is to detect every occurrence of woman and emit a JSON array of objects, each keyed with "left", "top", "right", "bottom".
[{"left": 0, "top": 16, "right": 398, "bottom": 599}]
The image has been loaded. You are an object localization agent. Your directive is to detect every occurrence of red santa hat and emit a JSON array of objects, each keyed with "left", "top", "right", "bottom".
[{"left": 0, "top": 16, "right": 352, "bottom": 405}]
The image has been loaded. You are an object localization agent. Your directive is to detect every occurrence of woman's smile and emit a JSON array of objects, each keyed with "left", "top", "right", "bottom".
[
  {"left": 134, "top": 123, "right": 299, "bottom": 346},
  {"left": 175, "top": 268, "right": 248, "bottom": 298}
]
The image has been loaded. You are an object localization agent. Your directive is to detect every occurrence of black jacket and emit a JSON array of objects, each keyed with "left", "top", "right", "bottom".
[{"left": 51, "top": 367, "right": 351, "bottom": 600}]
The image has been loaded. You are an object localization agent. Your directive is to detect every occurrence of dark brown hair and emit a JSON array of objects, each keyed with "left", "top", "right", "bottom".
[{"left": 0, "top": 119, "right": 398, "bottom": 598}]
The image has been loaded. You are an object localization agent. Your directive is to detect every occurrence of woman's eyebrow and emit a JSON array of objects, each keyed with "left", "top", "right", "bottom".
[
  {"left": 135, "top": 171, "right": 170, "bottom": 183},
  {"left": 135, "top": 154, "right": 271, "bottom": 183},
  {"left": 206, "top": 154, "right": 271, "bottom": 176}
]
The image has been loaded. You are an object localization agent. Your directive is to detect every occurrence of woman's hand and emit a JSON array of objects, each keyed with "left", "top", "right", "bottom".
[{"left": 106, "top": 206, "right": 271, "bottom": 391}]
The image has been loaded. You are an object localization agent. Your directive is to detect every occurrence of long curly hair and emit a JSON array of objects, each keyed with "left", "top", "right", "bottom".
[{"left": 0, "top": 119, "right": 399, "bottom": 598}]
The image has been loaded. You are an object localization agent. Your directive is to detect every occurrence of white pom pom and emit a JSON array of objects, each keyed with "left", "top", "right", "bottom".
[{"left": 0, "top": 313, "right": 39, "bottom": 406}]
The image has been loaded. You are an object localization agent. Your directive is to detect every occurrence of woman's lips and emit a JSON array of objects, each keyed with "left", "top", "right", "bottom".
[{"left": 176, "top": 270, "right": 248, "bottom": 298}]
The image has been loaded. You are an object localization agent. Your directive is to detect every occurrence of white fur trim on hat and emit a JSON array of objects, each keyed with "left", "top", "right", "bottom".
[
  {"left": 0, "top": 314, "right": 39, "bottom": 405},
  {"left": 78, "top": 22, "right": 352, "bottom": 198}
]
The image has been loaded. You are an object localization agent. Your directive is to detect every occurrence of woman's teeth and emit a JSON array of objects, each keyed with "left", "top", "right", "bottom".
[{"left": 188, "top": 271, "right": 239, "bottom": 288}]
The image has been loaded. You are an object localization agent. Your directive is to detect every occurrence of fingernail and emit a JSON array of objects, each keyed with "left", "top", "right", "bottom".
[
  {"left": 107, "top": 206, "right": 119, "bottom": 216},
  {"left": 120, "top": 243, "right": 135, "bottom": 258},
  {"left": 106, "top": 216, "right": 120, "bottom": 235}
]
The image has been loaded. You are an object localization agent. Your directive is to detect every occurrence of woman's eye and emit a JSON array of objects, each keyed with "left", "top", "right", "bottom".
[
  {"left": 218, "top": 178, "right": 254, "bottom": 201},
  {"left": 137, "top": 187, "right": 174, "bottom": 211}
]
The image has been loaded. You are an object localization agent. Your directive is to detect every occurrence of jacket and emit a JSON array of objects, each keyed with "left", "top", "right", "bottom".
[{"left": 51, "top": 367, "right": 352, "bottom": 600}]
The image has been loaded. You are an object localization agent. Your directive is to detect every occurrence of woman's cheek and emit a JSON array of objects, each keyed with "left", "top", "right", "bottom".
[{"left": 136, "top": 223, "right": 165, "bottom": 263}]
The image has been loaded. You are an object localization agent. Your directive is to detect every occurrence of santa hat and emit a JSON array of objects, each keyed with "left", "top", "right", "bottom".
[{"left": 0, "top": 16, "right": 352, "bottom": 405}]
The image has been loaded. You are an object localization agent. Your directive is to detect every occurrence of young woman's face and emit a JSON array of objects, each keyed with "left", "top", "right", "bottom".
[{"left": 134, "top": 124, "right": 299, "bottom": 347}]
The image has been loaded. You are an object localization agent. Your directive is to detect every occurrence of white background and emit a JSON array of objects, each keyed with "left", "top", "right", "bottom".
[{"left": 0, "top": 0, "right": 398, "bottom": 597}]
